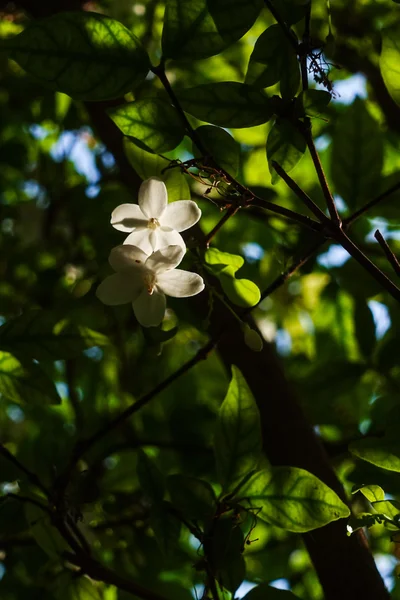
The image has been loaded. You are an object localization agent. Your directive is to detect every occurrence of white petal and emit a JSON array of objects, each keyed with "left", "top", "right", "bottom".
[
  {"left": 139, "top": 178, "right": 167, "bottom": 219},
  {"left": 157, "top": 270, "right": 205, "bottom": 298},
  {"left": 146, "top": 245, "right": 185, "bottom": 274},
  {"left": 133, "top": 288, "right": 166, "bottom": 327},
  {"left": 111, "top": 203, "right": 147, "bottom": 232},
  {"left": 153, "top": 228, "right": 186, "bottom": 252},
  {"left": 123, "top": 230, "right": 154, "bottom": 255},
  {"left": 109, "top": 245, "right": 149, "bottom": 271},
  {"left": 161, "top": 201, "right": 201, "bottom": 232},
  {"left": 96, "top": 272, "right": 143, "bottom": 305}
]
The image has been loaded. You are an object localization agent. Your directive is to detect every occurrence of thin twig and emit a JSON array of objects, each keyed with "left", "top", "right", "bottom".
[
  {"left": 204, "top": 206, "right": 240, "bottom": 247},
  {"left": 271, "top": 161, "right": 330, "bottom": 224},
  {"left": 250, "top": 195, "right": 323, "bottom": 232},
  {"left": 345, "top": 180, "right": 400, "bottom": 226},
  {"left": 0, "top": 444, "right": 50, "bottom": 499},
  {"left": 263, "top": 0, "right": 298, "bottom": 50},
  {"left": 374, "top": 230, "right": 400, "bottom": 278}
]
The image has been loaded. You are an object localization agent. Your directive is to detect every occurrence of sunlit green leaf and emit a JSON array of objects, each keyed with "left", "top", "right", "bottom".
[
  {"left": 179, "top": 83, "right": 273, "bottom": 128},
  {"left": 193, "top": 125, "right": 240, "bottom": 175},
  {"left": 372, "top": 500, "right": 400, "bottom": 520},
  {"left": 162, "top": 0, "right": 262, "bottom": 60},
  {"left": 330, "top": 97, "right": 383, "bottom": 208},
  {"left": 266, "top": 119, "right": 306, "bottom": 184},
  {"left": 108, "top": 99, "right": 185, "bottom": 153},
  {"left": 380, "top": 26, "right": 400, "bottom": 107},
  {"left": 2, "top": 12, "right": 150, "bottom": 100},
  {"left": 205, "top": 248, "right": 244, "bottom": 274},
  {"left": 350, "top": 437, "right": 400, "bottom": 472},
  {"left": 239, "top": 467, "right": 350, "bottom": 532},
  {"left": 355, "top": 484, "right": 385, "bottom": 503},
  {"left": 214, "top": 366, "right": 262, "bottom": 492},
  {"left": 219, "top": 268, "right": 261, "bottom": 307},
  {"left": 0, "top": 351, "right": 60, "bottom": 405}
]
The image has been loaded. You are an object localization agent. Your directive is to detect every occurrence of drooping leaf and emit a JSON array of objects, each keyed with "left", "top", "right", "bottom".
[
  {"left": 245, "top": 25, "right": 300, "bottom": 98},
  {"left": 167, "top": 474, "right": 216, "bottom": 521},
  {"left": 108, "top": 99, "right": 185, "bottom": 153},
  {"left": 178, "top": 83, "right": 273, "bottom": 128},
  {"left": 193, "top": 125, "right": 240, "bottom": 175},
  {"left": 205, "top": 249, "right": 261, "bottom": 308},
  {"left": 380, "top": 26, "right": 400, "bottom": 107},
  {"left": 350, "top": 437, "right": 400, "bottom": 472},
  {"left": 0, "top": 310, "right": 108, "bottom": 362},
  {"left": 330, "top": 97, "right": 383, "bottom": 208},
  {"left": 371, "top": 500, "right": 400, "bottom": 520},
  {"left": 209, "top": 516, "right": 245, "bottom": 594},
  {"left": 0, "top": 351, "right": 60, "bottom": 405},
  {"left": 242, "top": 583, "right": 301, "bottom": 599},
  {"left": 137, "top": 450, "right": 165, "bottom": 504},
  {"left": 124, "top": 139, "right": 191, "bottom": 201},
  {"left": 214, "top": 366, "right": 262, "bottom": 492},
  {"left": 355, "top": 484, "right": 385, "bottom": 503},
  {"left": 266, "top": 119, "right": 306, "bottom": 184},
  {"left": 25, "top": 502, "right": 68, "bottom": 558},
  {"left": 239, "top": 467, "right": 350, "bottom": 532},
  {"left": 162, "top": 0, "right": 262, "bottom": 60},
  {"left": 297, "top": 89, "right": 331, "bottom": 117},
  {"left": 2, "top": 12, "right": 150, "bottom": 100},
  {"left": 151, "top": 500, "right": 182, "bottom": 556}
]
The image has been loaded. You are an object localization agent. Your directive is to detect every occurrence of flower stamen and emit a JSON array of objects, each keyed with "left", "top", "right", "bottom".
[{"left": 147, "top": 217, "right": 160, "bottom": 230}]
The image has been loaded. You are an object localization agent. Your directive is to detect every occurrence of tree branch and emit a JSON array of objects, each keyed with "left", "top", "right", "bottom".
[
  {"left": 374, "top": 230, "right": 400, "bottom": 278},
  {"left": 0, "top": 444, "right": 50, "bottom": 499}
]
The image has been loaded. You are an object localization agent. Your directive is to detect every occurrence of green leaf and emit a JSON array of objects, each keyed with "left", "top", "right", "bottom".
[
  {"left": 380, "top": 26, "right": 400, "bottom": 107},
  {"left": 330, "top": 97, "right": 383, "bottom": 208},
  {"left": 25, "top": 502, "right": 68, "bottom": 558},
  {"left": 356, "top": 484, "right": 385, "bottom": 503},
  {"left": 0, "top": 351, "right": 60, "bottom": 405},
  {"left": 151, "top": 500, "right": 182, "bottom": 556},
  {"left": 167, "top": 475, "right": 216, "bottom": 521},
  {"left": 266, "top": 119, "right": 306, "bottom": 184},
  {"left": 209, "top": 516, "right": 245, "bottom": 593},
  {"left": 214, "top": 366, "right": 262, "bottom": 492},
  {"left": 239, "top": 467, "right": 350, "bottom": 532},
  {"left": 371, "top": 500, "right": 400, "bottom": 520},
  {"left": 108, "top": 99, "right": 185, "bottom": 154},
  {"left": 193, "top": 125, "right": 240, "bottom": 176},
  {"left": 354, "top": 299, "right": 376, "bottom": 358},
  {"left": 123, "top": 139, "right": 191, "bottom": 202},
  {"left": 0, "top": 311, "right": 108, "bottom": 362},
  {"left": 298, "top": 89, "right": 331, "bottom": 117},
  {"left": 276, "top": 0, "right": 309, "bottom": 25},
  {"left": 245, "top": 25, "right": 300, "bottom": 98},
  {"left": 2, "top": 12, "right": 150, "bottom": 101},
  {"left": 220, "top": 268, "right": 261, "bottom": 308},
  {"left": 178, "top": 83, "right": 273, "bottom": 128},
  {"left": 350, "top": 437, "right": 400, "bottom": 472},
  {"left": 205, "top": 248, "right": 244, "bottom": 274},
  {"left": 347, "top": 513, "right": 382, "bottom": 535},
  {"left": 242, "top": 583, "right": 301, "bottom": 600},
  {"left": 162, "top": 0, "right": 262, "bottom": 60},
  {"left": 137, "top": 450, "right": 165, "bottom": 503},
  {"left": 53, "top": 573, "right": 103, "bottom": 600}
]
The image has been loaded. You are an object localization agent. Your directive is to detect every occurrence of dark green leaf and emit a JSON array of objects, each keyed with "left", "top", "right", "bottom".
[
  {"left": 178, "top": 83, "right": 273, "bottom": 128},
  {"left": 193, "top": 125, "right": 240, "bottom": 176},
  {"left": 167, "top": 474, "right": 216, "bottom": 521},
  {"left": 350, "top": 437, "right": 400, "bottom": 472},
  {"left": 108, "top": 99, "right": 185, "bottom": 153},
  {"left": 0, "top": 351, "right": 60, "bottom": 405},
  {"left": 0, "top": 310, "right": 108, "bottom": 362},
  {"left": 137, "top": 450, "right": 165, "bottom": 503},
  {"left": 239, "top": 467, "right": 350, "bottom": 532},
  {"left": 162, "top": 0, "right": 262, "bottom": 60},
  {"left": 330, "top": 97, "right": 383, "bottom": 208},
  {"left": 267, "top": 119, "right": 306, "bottom": 184},
  {"left": 151, "top": 501, "right": 182, "bottom": 556},
  {"left": 209, "top": 516, "right": 245, "bottom": 593},
  {"left": 245, "top": 25, "right": 300, "bottom": 98},
  {"left": 298, "top": 89, "right": 331, "bottom": 117},
  {"left": 276, "top": 0, "right": 309, "bottom": 25},
  {"left": 53, "top": 573, "right": 102, "bottom": 600},
  {"left": 214, "top": 366, "right": 262, "bottom": 492},
  {"left": 354, "top": 298, "right": 376, "bottom": 358},
  {"left": 25, "top": 502, "right": 68, "bottom": 558},
  {"left": 242, "top": 583, "right": 301, "bottom": 599},
  {"left": 2, "top": 12, "right": 149, "bottom": 100}
]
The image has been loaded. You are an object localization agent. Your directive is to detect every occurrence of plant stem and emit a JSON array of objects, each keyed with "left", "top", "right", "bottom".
[
  {"left": 345, "top": 180, "right": 400, "bottom": 226},
  {"left": 374, "top": 230, "right": 400, "bottom": 278},
  {"left": 264, "top": 0, "right": 298, "bottom": 50}
]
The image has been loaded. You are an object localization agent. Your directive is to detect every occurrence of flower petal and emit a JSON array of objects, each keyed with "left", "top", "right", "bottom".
[
  {"left": 133, "top": 288, "right": 166, "bottom": 327},
  {"left": 96, "top": 272, "right": 143, "bottom": 305},
  {"left": 146, "top": 245, "right": 185, "bottom": 274},
  {"left": 153, "top": 227, "right": 186, "bottom": 252},
  {"left": 111, "top": 203, "right": 147, "bottom": 232},
  {"left": 161, "top": 200, "right": 201, "bottom": 232},
  {"left": 139, "top": 178, "right": 167, "bottom": 219},
  {"left": 123, "top": 229, "right": 153, "bottom": 256},
  {"left": 109, "top": 245, "right": 149, "bottom": 271},
  {"left": 157, "top": 270, "right": 205, "bottom": 298}
]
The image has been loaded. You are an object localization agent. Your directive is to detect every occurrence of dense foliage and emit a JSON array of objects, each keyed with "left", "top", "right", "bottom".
[{"left": 1, "top": 1, "right": 400, "bottom": 599}]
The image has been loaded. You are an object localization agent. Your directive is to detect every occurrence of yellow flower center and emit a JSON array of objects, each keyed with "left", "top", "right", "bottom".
[{"left": 147, "top": 217, "right": 160, "bottom": 230}]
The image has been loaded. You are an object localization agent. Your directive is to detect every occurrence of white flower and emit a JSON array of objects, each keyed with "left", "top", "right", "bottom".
[
  {"left": 96, "top": 244, "right": 205, "bottom": 328},
  {"left": 111, "top": 177, "right": 201, "bottom": 255}
]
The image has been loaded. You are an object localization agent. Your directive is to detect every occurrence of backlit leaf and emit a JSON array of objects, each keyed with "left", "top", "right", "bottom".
[
  {"left": 193, "top": 125, "right": 240, "bottom": 175},
  {"left": 267, "top": 119, "right": 306, "bottom": 184},
  {"left": 380, "top": 26, "right": 400, "bottom": 107},
  {"left": 350, "top": 437, "right": 400, "bottom": 472},
  {"left": 2, "top": 12, "right": 150, "bottom": 100}
]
